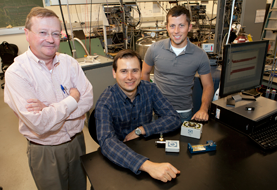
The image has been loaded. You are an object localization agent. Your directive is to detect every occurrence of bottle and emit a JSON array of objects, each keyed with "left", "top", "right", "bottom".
[
  {"left": 271, "top": 90, "right": 276, "bottom": 100},
  {"left": 233, "top": 28, "right": 249, "bottom": 44}
]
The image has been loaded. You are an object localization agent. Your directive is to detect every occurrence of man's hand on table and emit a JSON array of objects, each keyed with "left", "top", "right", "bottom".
[
  {"left": 139, "top": 160, "right": 180, "bottom": 182},
  {"left": 191, "top": 109, "right": 209, "bottom": 121}
]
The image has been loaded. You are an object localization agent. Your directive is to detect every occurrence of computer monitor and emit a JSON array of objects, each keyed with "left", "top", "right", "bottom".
[{"left": 219, "top": 40, "right": 269, "bottom": 98}]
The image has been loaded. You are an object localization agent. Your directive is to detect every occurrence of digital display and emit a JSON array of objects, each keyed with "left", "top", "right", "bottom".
[{"left": 219, "top": 41, "right": 269, "bottom": 97}]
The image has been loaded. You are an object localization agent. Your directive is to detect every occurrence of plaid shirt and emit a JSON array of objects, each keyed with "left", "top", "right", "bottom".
[{"left": 95, "top": 80, "right": 181, "bottom": 174}]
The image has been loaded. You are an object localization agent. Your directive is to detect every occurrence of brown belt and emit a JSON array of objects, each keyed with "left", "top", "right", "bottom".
[{"left": 29, "top": 133, "right": 79, "bottom": 146}]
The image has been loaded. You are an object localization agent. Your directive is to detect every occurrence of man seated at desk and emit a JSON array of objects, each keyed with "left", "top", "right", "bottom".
[{"left": 95, "top": 49, "right": 182, "bottom": 182}]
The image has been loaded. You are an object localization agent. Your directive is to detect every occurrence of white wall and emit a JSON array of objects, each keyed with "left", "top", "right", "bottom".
[
  {"left": 0, "top": 33, "right": 28, "bottom": 73},
  {"left": 0, "top": 33, "right": 28, "bottom": 55}
]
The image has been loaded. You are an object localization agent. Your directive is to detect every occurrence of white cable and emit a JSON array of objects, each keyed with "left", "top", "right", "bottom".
[
  {"left": 65, "top": 0, "right": 76, "bottom": 58},
  {"left": 73, "top": 38, "right": 90, "bottom": 56},
  {"left": 187, "top": 0, "right": 192, "bottom": 23},
  {"left": 226, "top": 0, "right": 236, "bottom": 45}
]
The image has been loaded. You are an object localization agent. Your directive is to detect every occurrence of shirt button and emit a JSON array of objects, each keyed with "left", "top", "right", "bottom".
[{"left": 133, "top": 118, "right": 136, "bottom": 120}]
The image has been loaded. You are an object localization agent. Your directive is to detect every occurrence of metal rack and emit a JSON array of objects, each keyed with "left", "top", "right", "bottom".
[{"left": 261, "top": 0, "right": 277, "bottom": 56}]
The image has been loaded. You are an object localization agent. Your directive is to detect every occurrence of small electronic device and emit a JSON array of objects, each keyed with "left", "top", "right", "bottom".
[
  {"left": 155, "top": 134, "right": 180, "bottom": 152},
  {"left": 188, "top": 140, "right": 217, "bottom": 154},
  {"left": 202, "top": 43, "right": 214, "bottom": 53},
  {"left": 245, "top": 107, "right": 255, "bottom": 111},
  {"left": 155, "top": 140, "right": 180, "bottom": 152},
  {"left": 155, "top": 133, "right": 165, "bottom": 145},
  {"left": 181, "top": 121, "right": 203, "bottom": 139},
  {"left": 165, "top": 140, "right": 180, "bottom": 153}
]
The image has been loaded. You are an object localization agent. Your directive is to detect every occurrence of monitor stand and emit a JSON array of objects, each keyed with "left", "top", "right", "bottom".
[
  {"left": 226, "top": 97, "right": 236, "bottom": 107},
  {"left": 226, "top": 93, "right": 256, "bottom": 107},
  {"left": 232, "top": 94, "right": 243, "bottom": 102}
]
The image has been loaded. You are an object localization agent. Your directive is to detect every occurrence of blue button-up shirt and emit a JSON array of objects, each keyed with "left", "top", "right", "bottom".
[{"left": 95, "top": 80, "right": 181, "bottom": 174}]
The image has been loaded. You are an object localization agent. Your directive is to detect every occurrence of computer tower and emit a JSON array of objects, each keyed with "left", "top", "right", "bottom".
[{"left": 210, "top": 96, "right": 277, "bottom": 134}]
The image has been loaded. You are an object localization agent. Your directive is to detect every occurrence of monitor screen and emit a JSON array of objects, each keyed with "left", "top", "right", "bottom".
[{"left": 219, "top": 40, "right": 269, "bottom": 97}]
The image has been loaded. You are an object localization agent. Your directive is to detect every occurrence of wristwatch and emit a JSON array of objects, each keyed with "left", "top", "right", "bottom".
[{"left": 135, "top": 127, "right": 142, "bottom": 136}]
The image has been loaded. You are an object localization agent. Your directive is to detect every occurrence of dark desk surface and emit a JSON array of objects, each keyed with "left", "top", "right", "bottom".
[{"left": 81, "top": 119, "right": 277, "bottom": 190}]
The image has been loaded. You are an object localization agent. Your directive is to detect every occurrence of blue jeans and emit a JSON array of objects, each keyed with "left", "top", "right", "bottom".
[{"left": 178, "top": 110, "right": 193, "bottom": 123}]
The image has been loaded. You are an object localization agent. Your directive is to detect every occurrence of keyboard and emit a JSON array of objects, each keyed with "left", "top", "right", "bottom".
[{"left": 248, "top": 122, "right": 277, "bottom": 150}]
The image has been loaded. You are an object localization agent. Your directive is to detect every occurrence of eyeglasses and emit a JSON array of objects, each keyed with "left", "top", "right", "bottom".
[{"left": 29, "top": 30, "right": 61, "bottom": 39}]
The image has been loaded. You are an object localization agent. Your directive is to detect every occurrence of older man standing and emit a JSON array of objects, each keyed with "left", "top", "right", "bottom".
[{"left": 4, "top": 7, "right": 93, "bottom": 190}]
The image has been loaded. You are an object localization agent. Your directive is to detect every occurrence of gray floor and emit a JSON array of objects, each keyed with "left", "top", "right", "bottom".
[{"left": 0, "top": 79, "right": 99, "bottom": 190}]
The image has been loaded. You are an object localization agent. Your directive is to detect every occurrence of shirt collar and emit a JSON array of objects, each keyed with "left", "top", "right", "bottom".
[
  {"left": 185, "top": 39, "right": 193, "bottom": 54},
  {"left": 164, "top": 38, "right": 193, "bottom": 54},
  {"left": 164, "top": 38, "right": 171, "bottom": 51},
  {"left": 26, "top": 47, "right": 60, "bottom": 66},
  {"left": 114, "top": 82, "right": 141, "bottom": 103}
]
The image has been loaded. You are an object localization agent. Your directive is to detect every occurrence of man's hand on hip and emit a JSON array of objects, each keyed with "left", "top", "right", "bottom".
[
  {"left": 139, "top": 160, "right": 180, "bottom": 182},
  {"left": 70, "top": 88, "right": 80, "bottom": 103}
]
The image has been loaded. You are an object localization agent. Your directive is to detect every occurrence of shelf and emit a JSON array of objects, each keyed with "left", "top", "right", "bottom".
[
  {"left": 270, "top": 8, "right": 277, "bottom": 11},
  {"left": 266, "top": 57, "right": 277, "bottom": 60},
  {"left": 263, "top": 38, "right": 276, "bottom": 41},
  {"left": 265, "top": 28, "right": 277, "bottom": 32}
]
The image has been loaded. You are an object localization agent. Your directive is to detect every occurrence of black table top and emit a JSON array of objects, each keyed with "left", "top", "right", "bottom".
[{"left": 81, "top": 119, "right": 277, "bottom": 190}]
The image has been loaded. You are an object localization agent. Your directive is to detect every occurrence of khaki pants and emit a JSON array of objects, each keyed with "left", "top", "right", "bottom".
[{"left": 27, "top": 132, "right": 86, "bottom": 190}]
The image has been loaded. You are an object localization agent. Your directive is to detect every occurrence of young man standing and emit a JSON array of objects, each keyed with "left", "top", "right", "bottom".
[
  {"left": 95, "top": 49, "right": 182, "bottom": 183},
  {"left": 142, "top": 6, "right": 214, "bottom": 122}
]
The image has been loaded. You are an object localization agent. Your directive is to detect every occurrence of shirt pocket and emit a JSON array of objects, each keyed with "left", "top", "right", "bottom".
[{"left": 59, "top": 79, "right": 75, "bottom": 98}]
